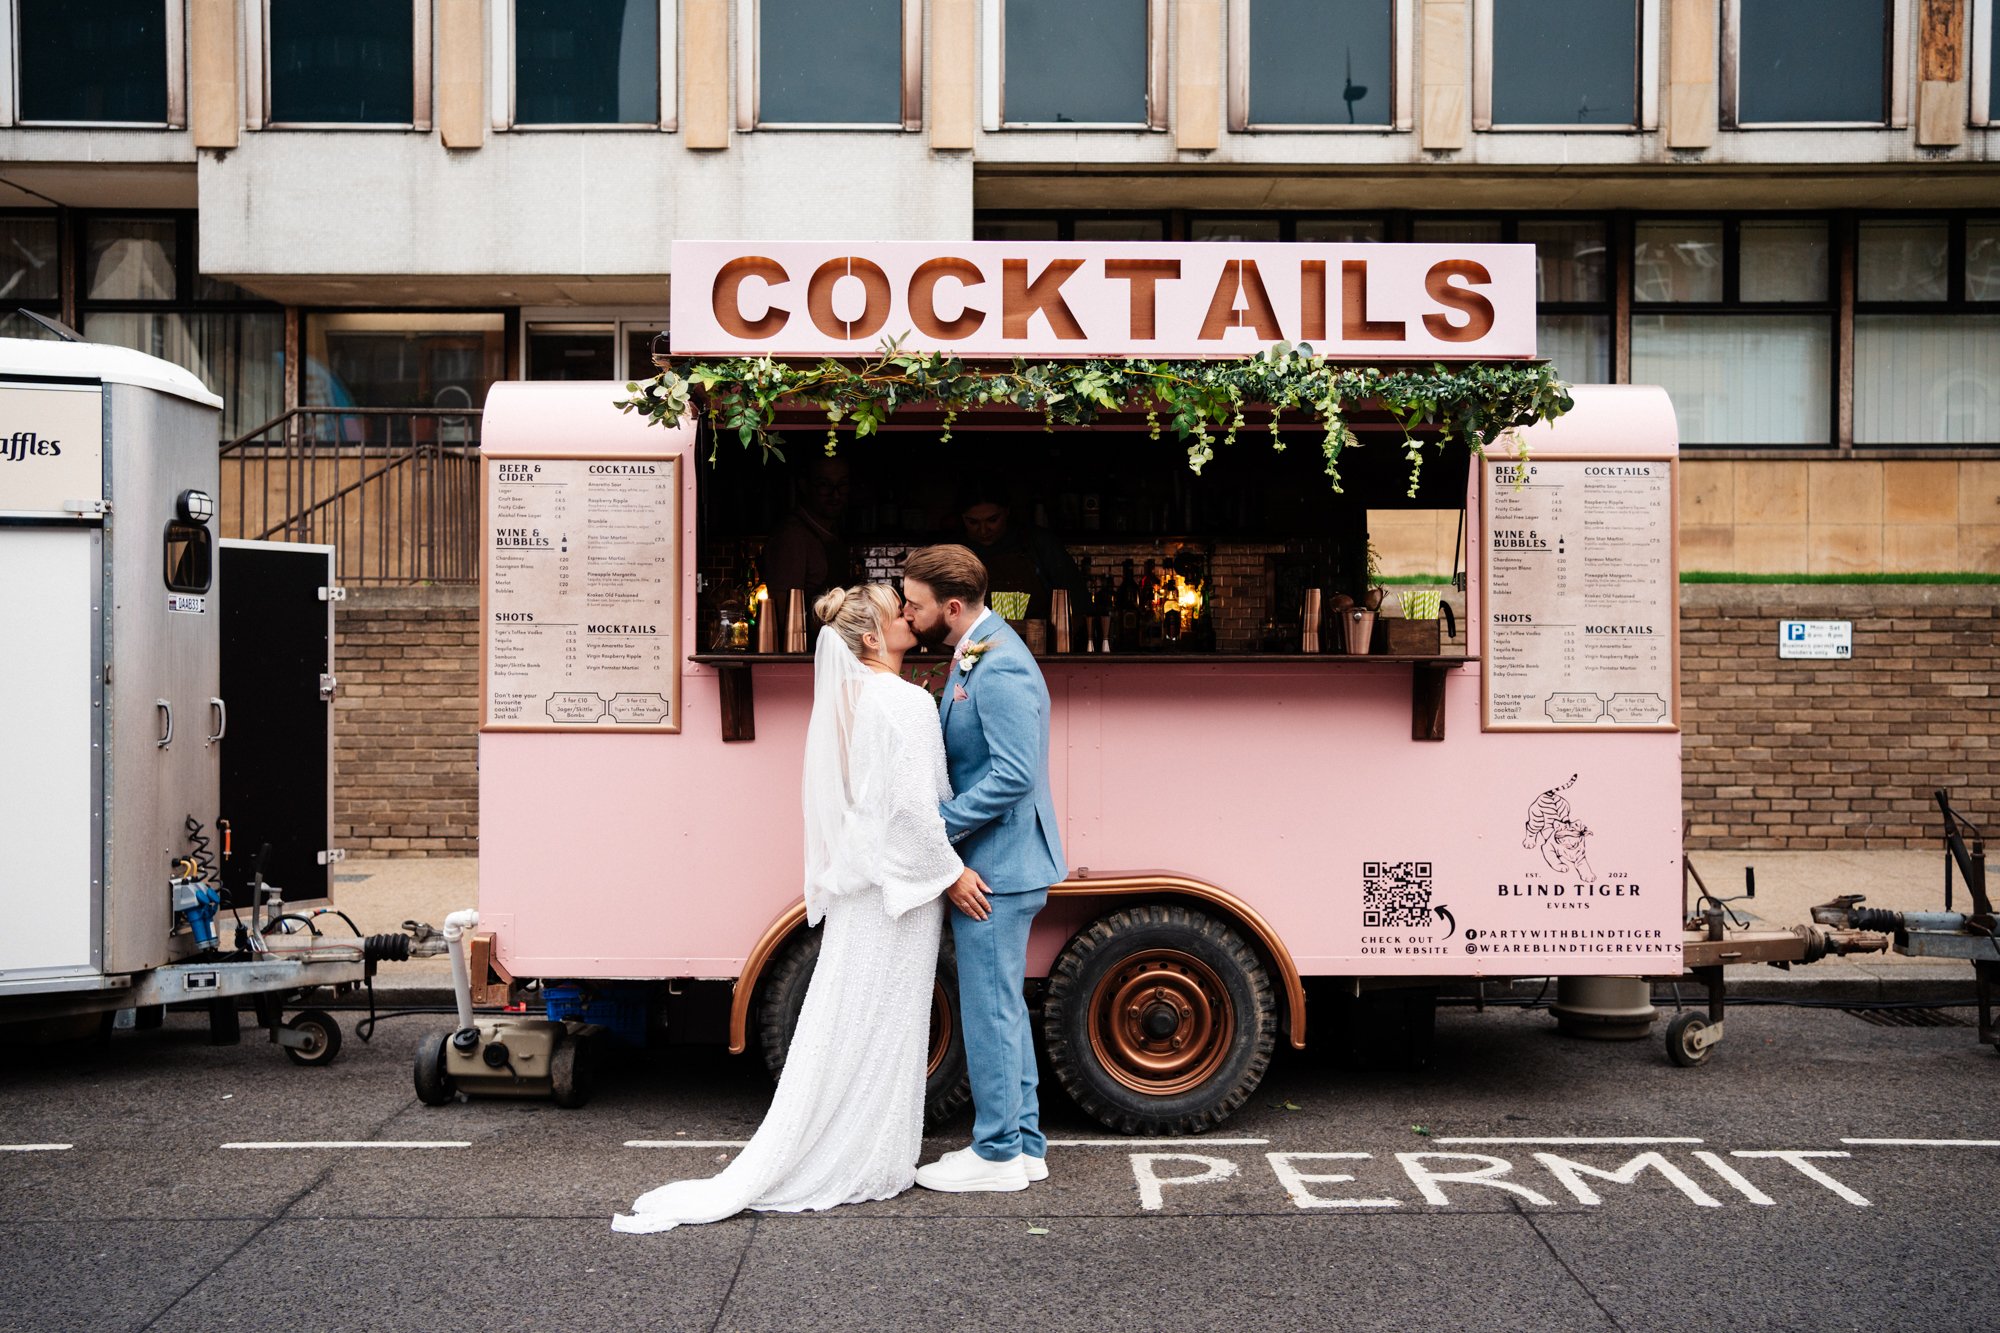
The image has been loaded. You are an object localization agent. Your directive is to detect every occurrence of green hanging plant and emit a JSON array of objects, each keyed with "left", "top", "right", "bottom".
[{"left": 614, "top": 338, "right": 1572, "bottom": 497}]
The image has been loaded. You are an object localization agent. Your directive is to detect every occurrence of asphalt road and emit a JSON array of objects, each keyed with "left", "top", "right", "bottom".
[{"left": 2, "top": 1001, "right": 1996, "bottom": 1333}]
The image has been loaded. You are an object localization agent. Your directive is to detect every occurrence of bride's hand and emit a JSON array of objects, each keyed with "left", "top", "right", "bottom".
[{"left": 947, "top": 867, "right": 992, "bottom": 920}]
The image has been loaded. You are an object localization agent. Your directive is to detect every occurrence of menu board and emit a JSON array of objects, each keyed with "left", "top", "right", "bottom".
[
  {"left": 481, "top": 455, "right": 681, "bottom": 732},
  {"left": 1481, "top": 457, "right": 1677, "bottom": 732}
]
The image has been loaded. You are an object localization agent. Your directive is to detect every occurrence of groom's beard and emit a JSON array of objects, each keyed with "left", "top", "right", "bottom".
[{"left": 912, "top": 618, "right": 951, "bottom": 648}]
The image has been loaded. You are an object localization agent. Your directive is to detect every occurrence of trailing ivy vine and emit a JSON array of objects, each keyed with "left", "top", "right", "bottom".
[{"left": 614, "top": 338, "right": 1572, "bottom": 497}]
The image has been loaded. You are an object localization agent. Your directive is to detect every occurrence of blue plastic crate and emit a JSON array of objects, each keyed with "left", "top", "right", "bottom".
[{"left": 543, "top": 983, "right": 651, "bottom": 1046}]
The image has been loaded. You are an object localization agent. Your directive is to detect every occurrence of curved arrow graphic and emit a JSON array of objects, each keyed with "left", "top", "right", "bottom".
[{"left": 1434, "top": 904, "right": 1456, "bottom": 938}]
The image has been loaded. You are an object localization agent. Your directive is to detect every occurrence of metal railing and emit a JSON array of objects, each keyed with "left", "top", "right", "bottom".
[{"left": 219, "top": 407, "right": 482, "bottom": 586}]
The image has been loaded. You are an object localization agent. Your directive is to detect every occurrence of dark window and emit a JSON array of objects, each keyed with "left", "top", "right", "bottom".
[
  {"left": 1630, "top": 217, "right": 1834, "bottom": 445},
  {"left": 16, "top": 0, "right": 168, "bottom": 123},
  {"left": 305, "top": 314, "right": 506, "bottom": 411},
  {"left": 269, "top": 0, "right": 415, "bottom": 124},
  {"left": 760, "top": 0, "right": 903, "bottom": 124},
  {"left": 0, "top": 216, "right": 61, "bottom": 303},
  {"left": 85, "top": 217, "right": 177, "bottom": 301},
  {"left": 1854, "top": 217, "right": 2000, "bottom": 446},
  {"left": 1248, "top": 0, "right": 1391, "bottom": 126},
  {"left": 1005, "top": 0, "right": 1147, "bottom": 124},
  {"left": 974, "top": 214, "right": 1171, "bottom": 242},
  {"left": 514, "top": 0, "right": 659, "bottom": 124},
  {"left": 1491, "top": 0, "right": 1636, "bottom": 125},
  {"left": 165, "top": 521, "right": 213, "bottom": 594},
  {"left": 1992, "top": 11, "right": 2000, "bottom": 121},
  {"left": 527, "top": 324, "right": 617, "bottom": 379},
  {"left": 1737, "top": 0, "right": 1886, "bottom": 123}
]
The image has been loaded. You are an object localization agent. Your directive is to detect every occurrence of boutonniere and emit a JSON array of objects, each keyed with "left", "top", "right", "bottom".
[{"left": 957, "top": 638, "right": 994, "bottom": 674}]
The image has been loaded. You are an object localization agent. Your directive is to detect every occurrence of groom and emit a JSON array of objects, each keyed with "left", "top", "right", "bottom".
[{"left": 901, "top": 544, "right": 1067, "bottom": 1193}]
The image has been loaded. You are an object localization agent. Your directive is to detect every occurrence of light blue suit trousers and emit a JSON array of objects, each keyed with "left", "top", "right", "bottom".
[{"left": 937, "top": 616, "right": 1066, "bottom": 1162}]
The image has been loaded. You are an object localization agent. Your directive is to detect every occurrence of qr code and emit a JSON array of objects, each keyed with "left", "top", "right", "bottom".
[{"left": 1363, "top": 861, "right": 1434, "bottom": 928}]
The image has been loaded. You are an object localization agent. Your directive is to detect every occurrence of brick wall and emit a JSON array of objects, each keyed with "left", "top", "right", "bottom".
[
  {"left": 334, "top": 587, "right": 481, "bottom": 856},
  {"left": 1681, "top": 585, "right": 1999, "bottom": 850}
]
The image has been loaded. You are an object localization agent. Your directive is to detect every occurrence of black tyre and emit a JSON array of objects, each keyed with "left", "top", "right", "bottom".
[
  {"left": 1665, "top": 1011, "right": 1712, "bottom": 1068},
  {"left": 551, "top": 1035, "right": 592, "bottom": 1109},
  {"left": 207, "top": 998, "right": 241, "bottom": 1046},
  {"left": 756, "top": 927, "right": 972, "bottom": 1127},
  {"left": 414, "top": 1029, "right": 456, "bottom": 1106},
  {"left": 1043, "top": 905, "right": 1278, "bottom": 1136},
  {"left": 282, "top": 1009, "right": 343, "bottom": 1066}
]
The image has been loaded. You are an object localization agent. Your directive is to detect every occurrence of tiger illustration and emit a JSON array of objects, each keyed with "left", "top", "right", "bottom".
[{"left": 1523, "top": 773, "right": 1595, "bottom": 879}]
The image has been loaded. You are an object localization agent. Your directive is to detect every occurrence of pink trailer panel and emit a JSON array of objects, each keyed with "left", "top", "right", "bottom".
[{"left": 478, "top": 382, "right": 1682, "bottom": 982}]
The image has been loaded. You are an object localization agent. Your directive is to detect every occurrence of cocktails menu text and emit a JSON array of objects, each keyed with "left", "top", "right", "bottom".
[
  {"left": 482, "top": 455, "right": 680, "bottom": 732},
  {"left": 1481, "top": 457, "right": 1677, "bottom": 731}
]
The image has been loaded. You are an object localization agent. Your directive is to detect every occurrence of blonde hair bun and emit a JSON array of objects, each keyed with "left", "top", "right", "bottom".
[
  {"left": 813, "top": 587, "right": 850, "bottom": 626},
  {"left": 816, "top": 583, "right": 903, "bottom": 659}
]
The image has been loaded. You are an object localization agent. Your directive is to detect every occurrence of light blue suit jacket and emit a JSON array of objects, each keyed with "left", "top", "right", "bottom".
[{"left": 937, "top": 615, "right": 1067, "bottom": 895}]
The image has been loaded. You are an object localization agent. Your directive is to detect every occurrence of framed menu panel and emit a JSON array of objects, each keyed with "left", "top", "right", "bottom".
[
  {"left": 1480, "top": 456, "right": 1678, "bottom": 732},
  {"left": 481, "top": 454, "right": 681, "bottom": 733}
]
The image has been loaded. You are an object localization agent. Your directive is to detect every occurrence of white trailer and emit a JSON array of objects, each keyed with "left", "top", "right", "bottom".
[{"left": 0, "top": 336, "right": 392, "bottom": 1058}]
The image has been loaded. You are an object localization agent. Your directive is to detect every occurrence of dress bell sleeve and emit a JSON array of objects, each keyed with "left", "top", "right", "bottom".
[{"left": 846, "top": 684, "right": 964, "bottom": 920}]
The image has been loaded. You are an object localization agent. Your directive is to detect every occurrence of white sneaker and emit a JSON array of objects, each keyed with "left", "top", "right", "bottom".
[
  {"left": 915, "top": 1146, "right": 1030, "bottom": 1193},
  {"left": 1023, "top": 1154, "right": 1049, "bottom": 1183}
]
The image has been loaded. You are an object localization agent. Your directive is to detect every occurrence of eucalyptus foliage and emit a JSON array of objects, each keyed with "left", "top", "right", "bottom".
[{"left": 615, "top": 339, "right": 1572, "bottom": 496}]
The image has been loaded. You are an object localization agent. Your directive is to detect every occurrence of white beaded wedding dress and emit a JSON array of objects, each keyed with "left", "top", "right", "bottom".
[{"left": 614, "top": 631, "right": 961, "bottom": 1234}]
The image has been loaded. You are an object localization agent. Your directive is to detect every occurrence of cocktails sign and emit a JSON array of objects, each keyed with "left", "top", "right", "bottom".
[{"left": 669, "top": 241, "right": 1536, "bottom": 359}]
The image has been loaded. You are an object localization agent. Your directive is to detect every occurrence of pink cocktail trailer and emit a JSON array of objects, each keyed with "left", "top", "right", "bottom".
[{"left": 461, "top": 241, "right": 1686, "bottom": 1130}]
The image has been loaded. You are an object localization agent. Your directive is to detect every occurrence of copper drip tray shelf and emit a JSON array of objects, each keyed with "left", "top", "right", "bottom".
[{"left": 689, "top": 653, "right": 1476, "bottom": 744}]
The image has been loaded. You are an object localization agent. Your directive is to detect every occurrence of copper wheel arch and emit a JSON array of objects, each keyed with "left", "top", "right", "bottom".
[{"left": 726, "top": 872, "right": 1307, "bottom": 1056}]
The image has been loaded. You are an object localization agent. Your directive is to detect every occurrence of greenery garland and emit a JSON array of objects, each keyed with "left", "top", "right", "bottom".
[{"left": 614, "top": 338, "right": 1573, "bottom": 497}]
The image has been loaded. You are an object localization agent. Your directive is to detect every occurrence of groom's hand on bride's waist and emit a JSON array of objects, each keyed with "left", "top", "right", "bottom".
[{"left": 947, "top": 867, "right": 992, "bottom": 920}]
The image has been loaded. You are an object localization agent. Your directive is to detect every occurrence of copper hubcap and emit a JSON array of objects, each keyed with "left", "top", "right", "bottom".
[
  {"left": 1088, "top": 948, "right": 1234, "bottom": 1096},
  {"left": 926, "top": 980, "right": 952, "bottom": 1079}
]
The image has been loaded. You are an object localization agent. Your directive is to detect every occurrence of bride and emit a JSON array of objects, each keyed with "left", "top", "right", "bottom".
[{"left": 615, "top": 582, "right": 985, "bottom": 1233}]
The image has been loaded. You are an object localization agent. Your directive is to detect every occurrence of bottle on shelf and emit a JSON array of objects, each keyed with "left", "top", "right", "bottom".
[
  {"left": 1139, "top": 559, "right": 1161, "bottom": 651},
  {"left": 1115, "top": 559, "right": 1139, "bottom": 652}
]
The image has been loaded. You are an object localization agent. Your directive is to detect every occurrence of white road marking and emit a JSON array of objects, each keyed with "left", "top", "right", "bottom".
[
  {"left": 1731, "top": 1150, "right": 1870, "bottom": 1206},
  {"left": 625, "top": 1140, "right": 749, "bottom": 1149},
  {"left": 1131, "top": 1153, "right": 1241, "bottom": 1210},
  {"left": 1435, "top": 1136, "right": 1703, "bottom": 1146},
  {"left": 1841, "top": 1138, "right": 2000, "bottom": 1147},
  {"left": 1693, "top": 1150, "right": 1776, "bottom": 1205},
  {"left": 0, "top": 1144, "right": 72, "bottom": 1152},
  {"left": 1047, "top": 1138, "right": 1270, "bottom": 1147},
  {"left": 219, "top": 1141, "right": 471, "bottom": 1150}
]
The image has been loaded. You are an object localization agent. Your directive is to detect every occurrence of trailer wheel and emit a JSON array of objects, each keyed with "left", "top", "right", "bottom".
[
  {"left": 551, "top": 1035, "right": 593, "bottom": 1109},
  {"left": 1043, "top": 906, "right": 1277, "bottom": 1136},
  {"left": 413, "top": 1030, "right": 456, "bottom": 1106},
  {"left": 756, "top": 928, "right": 972, "bottom": 1127},
  {"left": 1665, "top": 1011, "right": 1712, "bottom": 1067},
  {"left": 282, "top": 1009, "right": 343, "bottom": 1066}
]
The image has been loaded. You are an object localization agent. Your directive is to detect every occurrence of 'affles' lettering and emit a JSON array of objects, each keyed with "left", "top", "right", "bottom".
[{"left": 2, "top": 431, "right": 63, "bottom": 462}]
